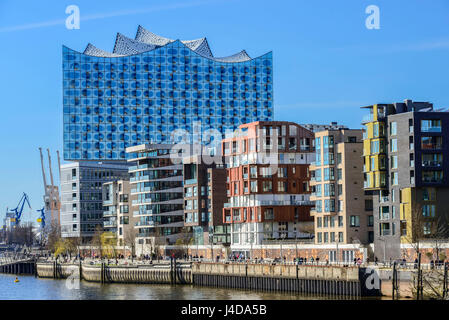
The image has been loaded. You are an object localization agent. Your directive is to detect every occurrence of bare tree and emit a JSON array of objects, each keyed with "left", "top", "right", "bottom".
[
  {"left": 124, "top": 228, "right": 138, "bottom": 262},
  {"left": 90, "top": 225, "right": 104, "bottom": 258},
  {"left": 174, "top": 227, "right": 194, "bottom": 258},
  {"left": 403, "top": 203, "right": 449, "bottom": 299},
  {"left": 46, "top": 220, "right": 62, "bottom": 254}
]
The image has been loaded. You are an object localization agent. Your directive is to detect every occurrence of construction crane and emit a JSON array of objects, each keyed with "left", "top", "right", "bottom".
[{"left": 7, "top": 193, "right": 31, "bottom": 227}]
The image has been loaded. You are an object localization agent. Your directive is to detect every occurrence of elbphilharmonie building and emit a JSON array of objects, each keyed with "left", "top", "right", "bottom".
[{"left": 63, "top": 26, "right": 273, "bottom": 161}]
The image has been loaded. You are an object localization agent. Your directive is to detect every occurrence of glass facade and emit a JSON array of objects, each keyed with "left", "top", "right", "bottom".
[{"left": 63, "top": 28, "right": 273, "bottom": 160}]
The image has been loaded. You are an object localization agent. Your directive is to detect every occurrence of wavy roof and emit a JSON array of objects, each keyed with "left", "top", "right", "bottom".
[{"left": 81, "top": 25, "right": 253, "bottom": 63}]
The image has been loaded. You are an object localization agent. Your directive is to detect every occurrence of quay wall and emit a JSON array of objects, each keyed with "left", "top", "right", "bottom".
[{"left": 36, "top": 262, "right": 381, "bottom": 297}]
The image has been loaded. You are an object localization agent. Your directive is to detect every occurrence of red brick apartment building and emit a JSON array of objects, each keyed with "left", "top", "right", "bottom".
[{"left": 221, "top": 121, "right": 315, "bottom": 246}]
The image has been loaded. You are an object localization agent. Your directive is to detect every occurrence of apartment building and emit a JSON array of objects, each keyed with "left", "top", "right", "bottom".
[
  {"left": 362, "top": 99, "right": 449, "bottom": 261},
  {"left": 60, "top": 162, "right": 129, "bottom": 240},
  {"left": 310, "top": 129, "right": 374, "bottom": 251},
  {"left": 102, "top": 180, "right": 137, "bottom": 248},
  {"left": 183, "top": 155, "right": 230, "bottom": 245},
  {"left": 126, "top": 144, "right": 184, "bottom": 252},
  {"left": 221, "top": 121, "right": 315, "bottom": 247}
]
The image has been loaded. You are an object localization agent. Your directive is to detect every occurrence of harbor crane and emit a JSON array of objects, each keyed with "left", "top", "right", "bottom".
[{"left": 6, "top": 192, "right": 31, "bottom": 227}]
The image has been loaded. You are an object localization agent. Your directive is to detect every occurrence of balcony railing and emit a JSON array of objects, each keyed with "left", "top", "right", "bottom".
[
  {"left": 104, "top": 221, "right": 117, "bottom": 227},
  {"left": 103, "top": 211, "right": 117, "bottom": 217},
  {"left": 422, "top": 161, "right": 443, "bottom": 167},
  {"left": 185, "top": 178, "right": 197, "bottom": 185},
  {"left": 135, "top": 221, "right": 155, "bottom": 227}
]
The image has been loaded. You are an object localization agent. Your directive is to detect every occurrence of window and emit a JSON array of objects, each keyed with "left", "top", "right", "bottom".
[
  {"left": 421, "top": 136, "right": 442, "bottom": 150},
  {"left": 390, "top": 122, "right": 397, "bottom": 136},
  {"left": 350, "top": 216, "right": 360, "bottom": 227},
  {"left": 315, "top": 184, "right": 322, "bottom": 197},
  {"left": 380, "top": 223, "right": 390, "bottom": 236},
  {"left": 324, "top": 168, "right": 334, "bottom": 181},
  {"left": 314, "top": 200, "right": 322, "bottom": 212},
  {"left": 317, "top": 232, "right": 322, "bottom": 243},
  {"left": 422, "top": 153, "right": 443, "bottom": 167},
  {"left": 337, "top": 153, "right": 342, "bottom": 164},
  {"left": 391, "top": 172, "right": 398, "bottom": 185},
  {"left": 250, "top": 181, "right": 258, "bottom": 193},
  {"left": 338, "top": 232, "right": 343, "bottom": 243},
  {"left": 391, "top": 156, "right": 398, "bottom": 169},
  {"left": 338, "top": 216, "right": 343, "bottom": 227},
  {"left": 315, "top": 169, "right": 322, "bottom": 182},
  {"left": 365, "top": 199, "right": 373, "bottom": 211},
  {"left": 264, "top": 208, "right": 274, "bottom": 220},
  {"left": 423, "top": 188, "right": 436, "bottom": 201},
  {"left": 317, "top": 217, "right": 322, "bottom": 228},
  {"left": 422, "top": 170, "right": 443, "bottom": 183},
  {"left": 262, "top": 181, "right": 272, "bottom": 192},
  {"left": 422, "top": 205, "right": 436, "bottom": 217},
  {"left": 337, "top": 169, "right": 342, "bottom": 180},
  {"left": 379, "top": 206, "right": 389, "bottom": 220},
  {"left": 390, "top": 138, "right": 398, "bottom": 152},
  {"left": 368, "top": 215, "right": 374, "bottom": 227},
  {"left": 277, "top": 181, "right": 287, "bottom": 192},
  {"left": 421, "top": 119, "right": 442, "bottom": 133},
  {"left": 324, "top": 232, "right": 329, "bottom": 243}
]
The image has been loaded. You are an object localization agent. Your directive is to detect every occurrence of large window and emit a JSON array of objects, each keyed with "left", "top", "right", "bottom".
[
  {"left": 421, "top": 119, "right": 442, "bottom": 133},
  {"left": 262, "top": 181, "right": 272, "bottom": 192},
  {"left": 423, "top": 188, "right": 436, "bottom": 201},
  {"left": 421, "top": 136, "right": 442, "bottom": 150},
  {"left": 422, "top": 205, "right": 436, "bottom": 217},
  {"left": 422, "top": 170, "right": 443, "bottom": 183},
  {"left": 422, "top": 153, "right": 443, "bottom": 167}
]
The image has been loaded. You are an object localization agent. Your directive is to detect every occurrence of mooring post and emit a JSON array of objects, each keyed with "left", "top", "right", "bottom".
[
  {"left": 392, "top": 261, "right": 397, "bottom": 300},
  {"left": 79, "top": 259, "right": 83, "bottom": 281},
  {"left": 174, "top": 257, "right": 177, "bottom": 285},
  {"left": 417, "top": 252, "right": 422, "bottom": 300},
  {"left": 443, "top": 262, "right": 448, "bottom": 300}
]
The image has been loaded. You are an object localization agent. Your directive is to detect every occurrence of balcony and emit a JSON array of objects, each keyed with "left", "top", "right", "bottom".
[
  {"left": 103, "top": 210, "right": 117, "bottom": 217},
  {"left": 104, "top": 221, "right": 117, "bottom": 227},
  {"left": 361, "top": 114, "right": 373, "bottom": 124},
  {"left": 135, "top": 221, "right": 155, "bottom": 227}
]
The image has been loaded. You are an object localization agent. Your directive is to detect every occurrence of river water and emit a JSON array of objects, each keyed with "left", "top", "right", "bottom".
[{"left": 0, "top": 273, "right": 369, "bottom": 300}]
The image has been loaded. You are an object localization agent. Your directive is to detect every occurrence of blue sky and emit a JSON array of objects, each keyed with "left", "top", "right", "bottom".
[{"left": 0, "top": 0, "right": 448, "bottom": 223}]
